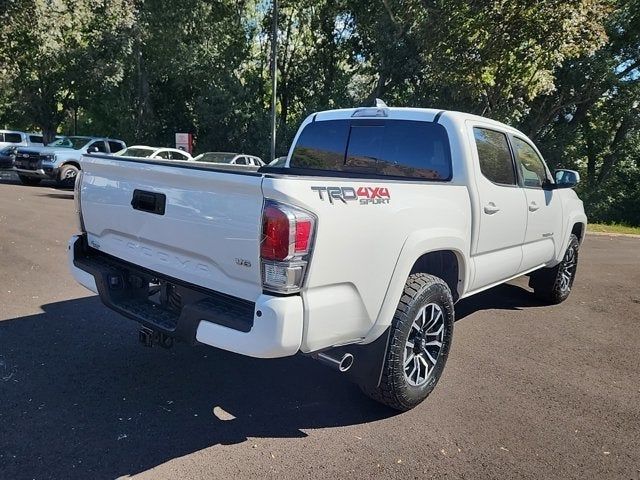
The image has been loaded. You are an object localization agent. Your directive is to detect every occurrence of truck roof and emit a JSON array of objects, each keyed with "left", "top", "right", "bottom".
[{"left": 312, "top": 107, "right": 523, "bottom": 136}]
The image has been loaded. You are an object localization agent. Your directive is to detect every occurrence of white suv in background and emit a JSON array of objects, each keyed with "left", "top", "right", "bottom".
[{"left": 0, "top": 130, "right": 44, "bottom": 149}]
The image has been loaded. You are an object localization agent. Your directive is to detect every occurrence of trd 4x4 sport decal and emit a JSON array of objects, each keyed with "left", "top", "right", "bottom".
[{"left": 310, "top": 186, "right": 390, "bottom": 205}]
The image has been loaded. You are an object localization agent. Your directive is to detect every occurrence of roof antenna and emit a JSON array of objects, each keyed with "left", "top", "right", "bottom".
[{"left": 375, "top": 98, "right": 388, "bottom": 108}]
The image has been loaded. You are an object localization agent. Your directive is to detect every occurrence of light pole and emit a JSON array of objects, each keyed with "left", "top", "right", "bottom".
[{"left": 270, "top": 0, "right": 278, "bottom": 163}]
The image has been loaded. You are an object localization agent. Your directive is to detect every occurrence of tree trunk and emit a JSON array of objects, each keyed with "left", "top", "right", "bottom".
[
  {"left": 597, "top": 115, "right": 634, "bottom": 184},
  {"left": 363, "top": 70, "right": 388, "bottom": 106},
  {"left": 279, "top": 77, "right": 288, "bottom": 134},
  {"left": 585, "top": 135, "right": 597, "bottom": 188},
  {"left": 42, "top": 127, "right": 57, "bottom": 145}
]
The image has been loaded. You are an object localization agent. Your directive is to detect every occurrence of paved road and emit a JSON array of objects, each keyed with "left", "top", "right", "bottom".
[{"left": 0, "top": 176, "right": 639, "bottom": 480}]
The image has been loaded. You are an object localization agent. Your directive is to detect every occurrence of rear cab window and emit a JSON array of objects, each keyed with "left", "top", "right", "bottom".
[{"left": 290, "top": 119, "right": 452, "bottom": 180}]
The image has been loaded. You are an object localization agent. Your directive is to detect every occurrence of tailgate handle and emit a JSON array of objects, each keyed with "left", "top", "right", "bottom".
[{"left": 131, "top": 190, "right": 166, "bottom": 215}]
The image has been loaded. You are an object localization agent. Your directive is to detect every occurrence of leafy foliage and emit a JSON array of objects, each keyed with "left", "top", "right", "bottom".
[
  {"left": 0, "top": 0, "right": 136, "bottom": 141},
  {"left": 0, "top": 0, "right": 638, "bottom": 224}
]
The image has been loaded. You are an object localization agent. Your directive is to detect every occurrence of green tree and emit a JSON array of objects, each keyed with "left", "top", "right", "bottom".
[
  {"left": 523, "top": 0, "right": 640, "bottom": 223},
  {"left": 0, "top": 0, "right": 136, "bottom": 142},
  {"left": 1, "top": 0, "right": 638, "bottom": 225}
]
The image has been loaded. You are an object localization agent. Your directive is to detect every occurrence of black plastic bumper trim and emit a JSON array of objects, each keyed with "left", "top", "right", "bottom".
[{"left": 72, "top": 236, "right": 255, "bottom": 343}]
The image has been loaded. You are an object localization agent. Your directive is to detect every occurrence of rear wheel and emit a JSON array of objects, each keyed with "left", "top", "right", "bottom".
[
  {"left": 530, "top": 234, "right": 580, "bottom": 304},
  {"left": 360, "top": 273, "right": 454, "bottom": 411},
  {"left": 18, "top": 175, "right": 41, "bottom": 186},
  {"left": 57, "top": 164, "right": 79, "bottom": 188}
]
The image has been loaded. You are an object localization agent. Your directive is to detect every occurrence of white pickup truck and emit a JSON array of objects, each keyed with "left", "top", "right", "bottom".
[{"left": 68, "top": 106, "right": 586, "bottom": 411}]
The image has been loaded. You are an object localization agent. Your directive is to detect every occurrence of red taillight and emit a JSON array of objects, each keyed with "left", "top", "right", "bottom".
[
  {"left": 260, "top": 201, "right": 316, "bottom": 294},
  {"left": 261, "top": 203, "right": 315, "bottom": 261},
  {"left": 261, "top": 205, "right": 291, "bottom": 261},
  {"left": 295, "top": 219, "right": 312, "bottom": 253}
]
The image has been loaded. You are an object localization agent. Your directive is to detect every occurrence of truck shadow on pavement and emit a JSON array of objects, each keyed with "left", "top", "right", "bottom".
[
  {"left": 0, "top": 175, "right": 72, "bottom": 190},
  {"left": 455, "top": 281, "right": 544, "bottom": 321},
  {"left": 36, "top": 192, "right": 75, "bottom": 200},
  {"left": 0, "top": 296, "right": 393, "bottom": 479},
  {"left": 0, "top": 283, "right": 541, "bottom": 479}
]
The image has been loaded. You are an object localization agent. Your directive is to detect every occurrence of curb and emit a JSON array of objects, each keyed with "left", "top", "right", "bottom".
[{"left": 586, "top": 231, "right": 640, "bottom": 239}]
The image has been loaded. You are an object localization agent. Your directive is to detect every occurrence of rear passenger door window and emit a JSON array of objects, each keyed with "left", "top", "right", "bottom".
[
  {"left": 511, "top": 137, "right": 550, "bottom": 188},
  {"left": 108, "top": 141, "right": 125, "bottom": 153},
  {"left": 170, "top": 151, "right": 189, "bottom": 161},
  {"left": 88, "top": 141, "right": 108, "bottom": 153},
  {"left": 473, "top": 128, "right": 516, "bottom": 185}
]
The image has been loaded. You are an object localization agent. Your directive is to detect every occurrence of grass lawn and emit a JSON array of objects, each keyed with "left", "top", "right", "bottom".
[{"left": 588, "top": 223, "right": 640, "bottom": 235}]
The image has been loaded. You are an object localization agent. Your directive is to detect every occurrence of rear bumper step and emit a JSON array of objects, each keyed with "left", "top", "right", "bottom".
[
  {"left": 71, "top": 235, "right": 255, "bottom": 344},
  {"left": 68, "top": 235, "right": 304, "bottom": 358}
]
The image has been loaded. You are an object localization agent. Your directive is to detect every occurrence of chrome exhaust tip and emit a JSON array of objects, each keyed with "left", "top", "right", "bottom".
[{"left": 315, "top": 352, "right": 354, "bottom": 373}]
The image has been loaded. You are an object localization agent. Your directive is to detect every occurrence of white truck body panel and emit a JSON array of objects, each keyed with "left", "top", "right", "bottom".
[{"left": 262, "top": 175, "right": 471, "bottom": 351}]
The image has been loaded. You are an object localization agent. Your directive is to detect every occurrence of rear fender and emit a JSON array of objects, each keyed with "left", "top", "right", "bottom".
[{"left": 362, "top": 229, "right": 468, "bottom": 344}]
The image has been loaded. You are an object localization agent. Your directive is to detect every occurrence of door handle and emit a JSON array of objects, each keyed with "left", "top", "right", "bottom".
[
  {"left": 528, "top": 202, "right": 540, "bottom": 212},
  {"left": 484, "top": 202, "right": 500, "bottom": 214}
]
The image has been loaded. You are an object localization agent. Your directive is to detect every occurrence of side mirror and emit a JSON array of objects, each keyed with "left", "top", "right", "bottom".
[
  {"left": 553, "top": 169, "right": 580, "bottom": 189},
  {"left": 88, "top": 146, "right": 99, "bottom": 153}
]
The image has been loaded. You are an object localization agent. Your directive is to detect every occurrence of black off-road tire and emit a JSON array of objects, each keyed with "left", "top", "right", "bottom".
[
  {"left": 529, "top": 234, "right": 580, "bottom": 304},
  {"left": 18, "top": 175, "right": 42, "bottom": 186},
  {"left": 360, "top": 273, "right": 455, "bottom": 411},
  {"left": 57, "top": 164, "right": 80, "bottom": 188}
]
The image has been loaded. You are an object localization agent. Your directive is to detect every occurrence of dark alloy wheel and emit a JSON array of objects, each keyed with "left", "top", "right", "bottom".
[
  {"left": 360, "top": 273, "right": 454, "bottom": 411},
  {"left": 530, "top": 233, "right": 580, "bottom": 304},
  {"left": 403, "top": 302, "right": 446, "bottom": 387}
]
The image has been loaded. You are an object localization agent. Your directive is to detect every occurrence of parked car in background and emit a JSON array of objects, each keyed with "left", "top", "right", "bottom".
[
  {"left": 0, "top": 130, "right": 45, "bottom": 149},
  {"left": 0, "top": 146, "right": 17, "bottom": 170},
  {"left": 268, "top": 156, "right": 288, "bottom": 167},
  {"left": 115, "top": 145, "right": 193, "bottom": 161},
  {"left": 193, "top": 152, "right": 264, "bottom": 167},
  {"left": 14, "top": 136, "right": 126, "bottom": 187}
]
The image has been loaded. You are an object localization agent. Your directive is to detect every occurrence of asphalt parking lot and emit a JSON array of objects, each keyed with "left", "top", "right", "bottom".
[{"left": 0, "top": 173, "right": 639, "bottom": 480}]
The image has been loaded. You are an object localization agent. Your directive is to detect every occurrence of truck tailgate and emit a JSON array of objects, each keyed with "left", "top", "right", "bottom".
[{"left": 79, "top": 155, "right": 264, "bottom": 301}]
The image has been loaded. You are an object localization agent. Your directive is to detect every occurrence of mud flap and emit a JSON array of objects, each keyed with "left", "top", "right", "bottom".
[{"left": 329, "top": 327, "right": 391, "bottom": 390}]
